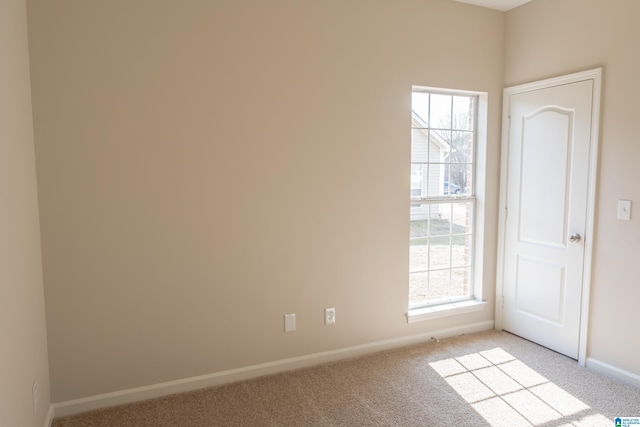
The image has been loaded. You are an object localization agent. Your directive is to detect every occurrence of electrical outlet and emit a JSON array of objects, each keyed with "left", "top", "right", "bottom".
[
  {"left": 284, "top": 314, "right": 296, "bottom": 332},
  {"left": 325, "top": 307, "right": 336, "bottom": 325},
  {"left": 32, "top": 380, "right": 38, "bottom": 413}
]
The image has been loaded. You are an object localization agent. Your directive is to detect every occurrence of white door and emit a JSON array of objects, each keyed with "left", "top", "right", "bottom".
[{"left": 499, "top": 70, "right": 601, "bottom": 360}]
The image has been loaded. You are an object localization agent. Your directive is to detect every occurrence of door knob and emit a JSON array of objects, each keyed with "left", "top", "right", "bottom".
[{"left": 569, "top": 233, "right": 582, "bottom": 243}]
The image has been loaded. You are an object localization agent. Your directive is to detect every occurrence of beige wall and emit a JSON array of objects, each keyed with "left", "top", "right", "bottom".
[
  {"left": 0, "top": 0, "right": 51, "bottom": 425},
  {"left": 27, "top": 0, "right": 504, "bottom": 402},
  {"left": 505, "top": 0, "right": 640, "bottom": 376}
]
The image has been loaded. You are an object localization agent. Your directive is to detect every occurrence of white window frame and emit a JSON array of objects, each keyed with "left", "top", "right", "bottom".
[{"left": 407, "top": 86, "right": 488, "bottom": 323}]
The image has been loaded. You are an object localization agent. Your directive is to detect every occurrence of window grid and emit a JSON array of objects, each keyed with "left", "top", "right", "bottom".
[{"left": 410, "top": 88, "right": 477, "bottom": 308}]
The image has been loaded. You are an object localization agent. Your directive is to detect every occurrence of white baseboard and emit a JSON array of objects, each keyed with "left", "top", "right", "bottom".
[
  {"left": 586, "top": 357, "right": 640, "bottom": 389},
  {"left": 44, "top": 404, "right": 54, "bottom": 427},
  {"left": 51, "top": 320, "right": 494, "bottom": 419}
]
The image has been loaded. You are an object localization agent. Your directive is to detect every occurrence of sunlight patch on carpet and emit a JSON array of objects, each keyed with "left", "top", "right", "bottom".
[{"left": 430, "top": 348, "right": 604, "bottom": 426}]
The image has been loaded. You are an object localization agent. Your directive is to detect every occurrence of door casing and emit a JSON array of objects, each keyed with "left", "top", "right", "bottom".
[{"left": 495, "top": 68, "right": 602, "bottom": 366}]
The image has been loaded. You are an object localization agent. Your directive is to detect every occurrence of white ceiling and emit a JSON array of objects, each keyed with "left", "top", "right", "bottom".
[{"left": 454, "top": 0, "right": 532, "bottom": 12}]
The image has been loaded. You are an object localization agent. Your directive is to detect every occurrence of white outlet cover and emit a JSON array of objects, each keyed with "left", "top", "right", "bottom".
[
  {"left": 325, "top": 308, "right": 336, "bottom": 325},
  {"left": 284, "top": 314, "right": 296, "bottom": 332}
]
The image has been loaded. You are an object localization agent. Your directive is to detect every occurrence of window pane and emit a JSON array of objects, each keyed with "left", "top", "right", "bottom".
[
  {"left": 452, "top": 96, "right": 475, "bottom": 131},
  {"left": 430, "top": 94, "right": 452, "bottom": 129},
  {"left": 409, "top": 238, "right": 428, "bottom": 274},
  {"left": 430, "top": 236, "right": 451, "bottom": 269},
  {"left": 410, "top": 208, "right": 429, "bottom": 275},
  {"left": 452, "top": 202, "right": 473, "bottom": 235},
  {"left": 410, "top": 163, "right": 426, "bottom": 199},
  {"left": 432, "top": 129, "right": 450, "bottom": 148},
  {"left": 411, "top": 128, "right": 430, "bottom": 163},
  {"left": 459, "top": 163, "right": 474, "bottom": 195},
  {"left": 451, "top": 131, "right": 473, "bottom": 164},
  {"left": 430, "top": 203, "right": 452, "bottom": 233},
  {"left": 451, "top": 235, "right": 472, "bottom": 268},
  {"left": 409, "top": 272, "right": 428, "bottom": 306},
  {"left": 412, "top": 92, "right": 430, "bottom": 123},
  {"left": 410, "top": 203, "right": 431, "bottom": 230},
  {"left": 428, "top": 269, "right": 451, "bottom": 302},
  {"left": 451, "top": 267, "right": 471, "bottom": 298},
  {"left": 426, "top": 161, "right": 445, "bottom": 197},
  {"left": 446, "top": 165, "right": 460, "bottom": 195}
]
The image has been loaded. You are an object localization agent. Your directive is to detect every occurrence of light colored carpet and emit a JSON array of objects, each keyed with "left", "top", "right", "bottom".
[{"left": 52, "top": 330, "right": 640, "bottom": 426}]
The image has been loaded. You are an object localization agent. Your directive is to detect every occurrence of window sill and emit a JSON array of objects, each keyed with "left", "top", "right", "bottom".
[{"left": 406, "top": 299, "right": 487, "bottom": 324}]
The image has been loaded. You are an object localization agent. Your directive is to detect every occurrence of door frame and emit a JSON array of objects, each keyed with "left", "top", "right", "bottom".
[{"left": 495, "top": 68, "right": 602, "bottom": 366}]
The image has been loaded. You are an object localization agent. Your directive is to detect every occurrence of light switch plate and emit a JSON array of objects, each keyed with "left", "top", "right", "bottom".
[{"left": 617, "top": 199, "right": 631, "bottom": 220}]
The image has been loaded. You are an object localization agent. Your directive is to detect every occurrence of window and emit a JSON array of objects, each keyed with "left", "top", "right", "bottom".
[{"left": 409, "top": 88, "right": 477, "bottom": 310}]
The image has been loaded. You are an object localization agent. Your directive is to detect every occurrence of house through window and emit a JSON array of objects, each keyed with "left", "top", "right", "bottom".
[{"left": 410, "top": 88, "right": 477, "bottom": 309}]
